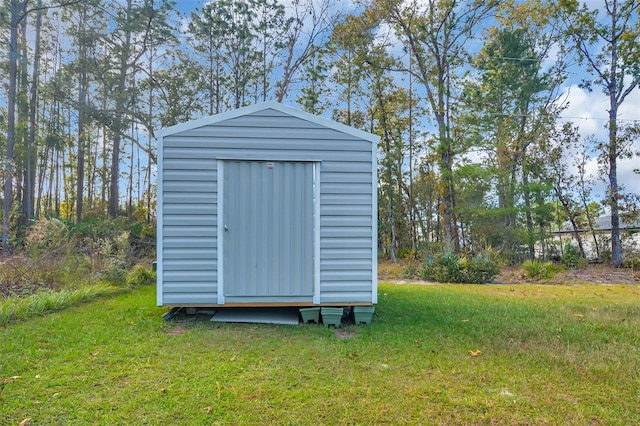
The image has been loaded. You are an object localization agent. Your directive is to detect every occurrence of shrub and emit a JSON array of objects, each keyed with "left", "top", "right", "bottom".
[
  {"left": 397, "top": 248, "right": 417, "bottom": 260},
  {"left": 125, "top": 265, "right": 156, "bottom": 288},
  {"left": 421, "top": 253, "right": 500, "bottom": 284},
  {"left": 24, "top": 217, "right": 70, "bottom": 257},
  {"left": 402, "top": 262, "right": 420, "bottom": 280},
  {"left": 522, "top": 259, "right": 559, "bottom": 280},
  {"left": 465, "top": 256, "right": 501, "bottom": 284},
  {"left": 622, "top": 257, "right": 640, "bottom": 270},
  {"left": 561, "top": 243, "right": 582, "bottom": 269}
]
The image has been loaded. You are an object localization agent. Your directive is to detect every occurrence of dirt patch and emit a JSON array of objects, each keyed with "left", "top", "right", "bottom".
[
  {"left": 165, "top": 324, "right": 188, "bottom": 336},
  {"left": 379, "top": 258, "right": 640, "bottom": 285},
  {"left": 495, "top": 265, "right": 640, "bottom": 285},
  {"left": 334, "top": 328, "right": 358, "bottom": 339}
]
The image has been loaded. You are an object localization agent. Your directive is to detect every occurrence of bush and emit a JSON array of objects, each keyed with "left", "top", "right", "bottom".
[
  {"left": 623, "top": 257, "right": 640, "bottom": 270},
  {"left": 24, "top": 217, "right": 70, "bottom": 256},
  {"left": 125, "top": 265, "right": 156, "bottom": 288},
  {"left": 397, "top": 248, "right": 417, "bottom": 260},
  {"left": 522, "top": 259, "right": 559, "bottom": 280},
  {"left": 464, "top": 256, "right": 501, "bottom": 284},
  {"left": 402, "top": 262, "right": 420, "bottom": 279},
  {"left": 421, "top": 253, "right": 500, "bottom": 284},
  {"left": 561, "top": 243, "right": 585, "bottom": 269}
]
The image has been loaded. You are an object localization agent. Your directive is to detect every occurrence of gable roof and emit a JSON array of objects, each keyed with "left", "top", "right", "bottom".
[{"left": 157, "top": 101, "right": 380, "bottom": 144}]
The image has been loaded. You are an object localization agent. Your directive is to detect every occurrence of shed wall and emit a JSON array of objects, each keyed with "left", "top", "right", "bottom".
[{"left": 159, "top": 107, "right": 376, "bottom": 306}]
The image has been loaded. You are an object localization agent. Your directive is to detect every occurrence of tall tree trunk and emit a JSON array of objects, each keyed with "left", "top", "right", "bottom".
[
  {"left": 128, "top": 130, "right": 135, "bottom": 217},
  {"left": 54, "top": 149, "right": 60, "bottom": 217},
  {"left": 3, "top": 1, "right": 27, "bottom": 251},
  {"left": 26, "top": 1, "right": 43, "bottom": 225},
  {"left": 76, "top": 30, "right": 88, "bottom": 223},
  {"left": 101, "top": 124, "right": 107, "bottom": 212},
  {"left": 109, "top": 0, "right": 133, "bottom": 218},
  {"left": 608, "top": 99, "right": 621, "bottom": 267},
  {"left": 522, "top": 171, "right": 535, "bottom": 259},
  {"left": 17, "top": 11, "right": 30, "bottom": 228}
]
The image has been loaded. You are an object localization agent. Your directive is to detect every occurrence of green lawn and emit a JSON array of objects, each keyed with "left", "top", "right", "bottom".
[{"left": 1, "top": 283, "right": 639, "bottom": 425}]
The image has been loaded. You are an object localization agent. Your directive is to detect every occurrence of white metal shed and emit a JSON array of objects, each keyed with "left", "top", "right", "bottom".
[{"left": 156, "top": 102, "right": 379, "bottom": 307}]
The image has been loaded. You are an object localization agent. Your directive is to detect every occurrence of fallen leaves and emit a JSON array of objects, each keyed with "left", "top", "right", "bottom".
[
  {"left": 1, "top": 376, "right": 21, "bottom": 396},
  {"left": 1, "top": 376, "right": 21, "bottom": 385},
  {"left": 468, "top": 350, "right": 481, "bottom": 357},
  {"left": 19, "top": 419, "right": 32, "bottom": 426},
  {"left": 499, "top": 388, "right": 514, "bottom": 397}
]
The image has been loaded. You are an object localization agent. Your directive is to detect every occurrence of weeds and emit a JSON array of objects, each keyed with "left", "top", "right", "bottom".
[
  {"left": 1, "top": 217, "right": 155, "bottom": 298},
  {"left": 421, "top": 252, "right": 500, "bottom": 283},
  {"left": 522, "top": 259, "right": 560, "bottom": 280},
  {"left": 125, "top": 265, "right": 157, "bottom": 288},
  {"left": 0, "top": 284, "right": 120, "bottom": 326}
]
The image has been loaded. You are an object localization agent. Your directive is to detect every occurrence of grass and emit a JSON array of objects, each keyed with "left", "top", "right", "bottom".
[
  {"left": 0, "top": 284, "right": 122, "bottom": 326},
  {"left": 1, "top": 283, "right": 640, "bottom": 425},
  {"left": 0, "top": 265, "right": 155, "bottom": 326}
]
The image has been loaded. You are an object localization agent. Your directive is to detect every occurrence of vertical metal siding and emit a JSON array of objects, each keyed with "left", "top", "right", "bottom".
[{"left": 223, "top": 161, "right": 314, "bottom": 301}]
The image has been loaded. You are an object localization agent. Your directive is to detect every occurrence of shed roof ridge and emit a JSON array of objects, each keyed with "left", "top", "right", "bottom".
[{"left": 157, "top": 102, "right": 380, "bottom": 143}]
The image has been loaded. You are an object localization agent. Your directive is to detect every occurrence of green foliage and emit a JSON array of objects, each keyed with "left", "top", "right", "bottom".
[
  {"left": 125, "top": 265, "right": 156, "bottom": 288},
  {"left": 23, "top": 217, "right": 69, "bottom": 256},
  {"left": 622, "top": 257, "right": 640, "bottom": 270},
  {"left": 397, "top": 248, "right": 417, "bottom": 260},
  {"left": 402, "top": 261, "right": 420, "bottom": 279},
  {"left": 522, "top": 259, "right": 559, "bottom": 280},
  {"left": 0, "top": 284, "right": 119, "bottom": 326},
  {"left": 561, "top": 243, "right": 582, "bottom": 269},
  {"left": 421, "top": 252, "right": 500, "bottom": 284},
  {"left": 2, "top": 217, "right": 156, "bottom": 298}
]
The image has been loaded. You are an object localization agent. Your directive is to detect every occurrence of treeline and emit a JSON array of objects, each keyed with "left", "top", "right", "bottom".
[{"left": 1, "top": 0, "right": 638, "bottom": 265}]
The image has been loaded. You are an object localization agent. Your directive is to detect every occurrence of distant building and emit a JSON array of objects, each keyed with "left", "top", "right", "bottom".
[{"left": 550, "top": 214, "right": 640, "bottom": 261}]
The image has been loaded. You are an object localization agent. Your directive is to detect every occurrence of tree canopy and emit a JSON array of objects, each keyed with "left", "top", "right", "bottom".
[{"left": 1, "top": 0, "right": 638, "bottom": 265}]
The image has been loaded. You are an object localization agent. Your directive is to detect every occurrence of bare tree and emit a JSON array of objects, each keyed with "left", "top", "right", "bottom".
[{"left": 275, "top": 0, "right": 339, "bottom": 102}]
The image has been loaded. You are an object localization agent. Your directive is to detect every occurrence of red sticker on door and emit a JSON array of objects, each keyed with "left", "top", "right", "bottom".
[{"left": 267, "top": 163, "right": 274, "bottom": 169}]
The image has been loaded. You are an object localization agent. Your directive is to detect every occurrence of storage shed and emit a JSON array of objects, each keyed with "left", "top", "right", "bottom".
[{"left": 156, "top": 102, "right": 379, "bottom": 307}]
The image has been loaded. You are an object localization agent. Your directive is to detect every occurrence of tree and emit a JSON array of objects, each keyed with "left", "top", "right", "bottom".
[
  {"left": 101, "top": 0, "right": 174, "bottom": 218},
  {"left": 560, "top": 0, "right": 640, "bottom": 267},
  {"left": 461, "top": 0, "right": 568, "bottom": 260},
  {"left": 296, "top": 46, "right": 330, "bottom": 114},
  {"left": 375, "top": 0, "right": 500, "bottom": 253},
  {"left": 3, "top": 0, "right": 81, "bottom": 250},
  {"left": 152, "top": 52, "right": 206, "bottom": 127},
  {"left": 329, "top": 14, "right": 370, "bottom": 127},
  {"left": 275, "top": 0, "right": 338, "bottom": 103},
  {"left": 61, "top": 0, "right": 105, "bottom": 222},
  {"left": 188, "top": 1, "right": 231, "bottom": 115},
  {"left": 252, "top": 0, "right": 290, "bottom": 102}
]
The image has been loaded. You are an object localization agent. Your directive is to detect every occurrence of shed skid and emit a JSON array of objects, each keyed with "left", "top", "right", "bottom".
[{"left": 160, "top": 302, "right": 375, "bottom": 308}]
